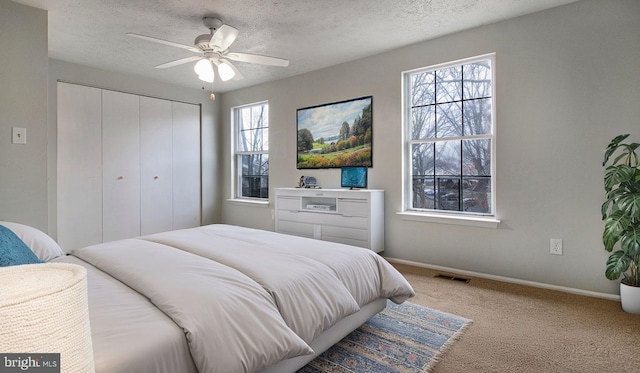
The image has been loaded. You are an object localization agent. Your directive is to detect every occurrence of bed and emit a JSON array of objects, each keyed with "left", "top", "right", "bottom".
[{"left": 0, "top": 222, "right": 415, "bottom": 373}]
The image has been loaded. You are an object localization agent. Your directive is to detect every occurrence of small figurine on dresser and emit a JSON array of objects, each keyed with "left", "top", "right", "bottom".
[
  {"left": 303, "top": 176, "right": 318, "bottom": 188},
  {"left": 297, "top": 176, "right": 319, "bottom": 188}
]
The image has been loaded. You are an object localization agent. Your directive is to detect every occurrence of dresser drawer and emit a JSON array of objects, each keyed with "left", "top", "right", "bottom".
[
  {"left": 277, "top": 220, "right": 314, "bottom": 238},
  {"left": 321, "top": 225, "right": 368, "bottom": 241},
  {"left": 338, "top": 198, "right": 369, "bottom": 217},
  {"left": 278, "top": 210, "right": 367, "bottom": 229},
  {"left": 322, "top": 235, "right": 368, "bottom": 249},
  {"left": 277, "top": 196, "right": 301, "bottom": 211}
]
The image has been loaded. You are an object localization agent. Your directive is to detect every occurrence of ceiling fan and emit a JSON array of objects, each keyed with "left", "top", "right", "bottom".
[{"left": 127, "top": 17, "right": 289, "bottom": 84}]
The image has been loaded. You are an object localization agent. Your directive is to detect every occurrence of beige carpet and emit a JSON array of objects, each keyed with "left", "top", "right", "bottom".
[{"left": 392, "top": 263, "right": 640, "bottom": 373}]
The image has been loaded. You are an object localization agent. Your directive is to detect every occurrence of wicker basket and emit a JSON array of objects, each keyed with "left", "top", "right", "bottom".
[{"left": 0, "top": 263, "right": 95, "bottom": 373}]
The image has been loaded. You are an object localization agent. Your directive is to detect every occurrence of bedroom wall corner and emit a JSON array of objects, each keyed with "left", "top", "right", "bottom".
[{"left": 0, "top": 0, "right": 48, "bottom": 232}]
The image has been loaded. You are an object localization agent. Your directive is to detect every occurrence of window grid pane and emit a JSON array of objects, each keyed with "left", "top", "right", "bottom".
[
  {"left": 407, "top": 57, "right": 493, "bottom": 215},
  {"left": 435, "top": 102, "right": 462, "bottom": 138},
  {"left": 237, "top": 103, "right": 269, "bottom": 153},
  {"left": 463, "top": 98, "right": 492, "bottom": 136},
  {"left": 435, "top": 66, "right": 462, "bottom": 103},
  {"left": 463, "top": 61, "right": 492, "bottom": 100},
  {"left": 411, "top": 72, "right": 435, "bottom": 107},
  {"left": 411, "top": 106, "right": 435, "bottom": 140},
  {"left": 239, "top": 153, "right": 269, "bottom": 198},
  {"left": 462, "top": 139, "right": 491, "bottom": 176}
]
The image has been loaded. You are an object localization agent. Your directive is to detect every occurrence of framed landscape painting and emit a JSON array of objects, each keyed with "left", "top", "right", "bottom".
[{"left": 296, "top": 96, "right": 372, "bottom": 169}]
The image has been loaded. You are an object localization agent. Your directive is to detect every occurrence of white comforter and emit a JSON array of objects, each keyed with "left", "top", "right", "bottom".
[{"left": 72, "top": 224, "right": 415, "bottom": 373}]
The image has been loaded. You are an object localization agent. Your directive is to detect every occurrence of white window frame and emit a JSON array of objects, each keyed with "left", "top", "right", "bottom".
[
  {"left": 399, "top": 54, "right": 500, "bottom": 228},
  {"left": 230, "top": 101, "right": 269, "bottom": 203}
]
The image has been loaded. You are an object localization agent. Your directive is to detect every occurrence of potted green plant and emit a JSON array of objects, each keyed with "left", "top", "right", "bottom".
[{"left": 602, "top": 134, "right": 640, "bottom": 314}]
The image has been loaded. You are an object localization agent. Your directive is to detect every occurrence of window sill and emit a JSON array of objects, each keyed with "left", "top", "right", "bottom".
[
  {"left": 226, "top": 198, "right": 270, "bottom": 207},
  {"left": 396, "top": 211, "right": 500, "bottom": 229}
]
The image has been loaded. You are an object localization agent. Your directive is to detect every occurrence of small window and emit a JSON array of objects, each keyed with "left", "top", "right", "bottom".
[
  {"left": 232, "top": 101, "right": 269, "bottom": 199},
  {"left": 403, "top": 54, "right": 495, "bottom": 216}
]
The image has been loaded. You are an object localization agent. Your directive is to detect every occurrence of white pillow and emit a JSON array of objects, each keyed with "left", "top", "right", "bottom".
[{"left": 0, "top": 221, "right": 64, "bottom": 261}]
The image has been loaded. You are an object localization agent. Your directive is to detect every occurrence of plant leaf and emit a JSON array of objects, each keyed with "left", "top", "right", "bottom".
[
  {"left": 601, "top": 198, "right": 613, "bottom": 220},
  {"left": 605, "top": 250, "right": 631, "bottom": 280},
  {"left": 604, "top": 134, "right": 629, "bottom": 165},
  {"left": 612, "top": 134, "right": 630, "bottom": 145},
  {"left": 611, "top": 152, "right": 629, "bottom": 166},
  {"left": 621, "top": 226, "right": 640, "bottom": 256},
  {"left": 604, "top": 165, "right": 635, "bottom": 191},
  {"left": 603, "top": 210, "right": 629, "bottom": 251},
  {"left": 602, "top": 187, "right": 627, "bottom": 218},
  {"left": 618, "top": 193, "right": 640, "bottom": 218}
]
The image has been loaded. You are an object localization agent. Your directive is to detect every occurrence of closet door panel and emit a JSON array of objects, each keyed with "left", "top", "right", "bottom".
[
  {"left": 172, "top": 102, "right": 201, "bottom": 229},
  {"left": 140, "top": 96, "right": 173, "bottom": 235},
  {"left": 102, "top": 90, "right": 141, "bottom": 242},
  {"left": 57, "top": 82, "right": 103, "bottom": 251}
]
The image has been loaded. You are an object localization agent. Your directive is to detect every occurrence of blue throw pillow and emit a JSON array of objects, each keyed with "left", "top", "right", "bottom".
[{"left": 0, "top": 224, "right": 44, "bottom": 267}]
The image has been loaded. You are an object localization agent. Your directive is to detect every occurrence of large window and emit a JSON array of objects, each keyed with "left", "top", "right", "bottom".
[
  {"left": 233, "top": 101, "right": 269, "bottom": 199},
  {"left": 404, "top": 54, "right": 495, "bottom": 216}
]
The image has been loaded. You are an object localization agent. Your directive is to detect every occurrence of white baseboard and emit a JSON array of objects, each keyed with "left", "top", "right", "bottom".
[{"left": 385, "top": 257, "right": 621, "bottom": 301}]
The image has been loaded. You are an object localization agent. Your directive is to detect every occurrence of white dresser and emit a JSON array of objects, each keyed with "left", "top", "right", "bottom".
[{"left": 274, "top": 188, "right": 384, "bottom": 252}]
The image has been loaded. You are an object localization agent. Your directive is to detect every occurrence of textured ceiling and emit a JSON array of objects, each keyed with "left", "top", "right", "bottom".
[{"left": 14, "top": 0, "right": 578, "bottom": 93}]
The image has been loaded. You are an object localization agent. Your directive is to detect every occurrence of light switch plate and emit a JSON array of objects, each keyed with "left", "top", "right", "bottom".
[{"left": 12, "top": 127, "right": 26, "bottom": 144}]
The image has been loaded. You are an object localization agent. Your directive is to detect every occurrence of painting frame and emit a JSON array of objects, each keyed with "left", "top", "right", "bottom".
[{"left": 296, "top": 95, "right": 373, "bottom": 169}]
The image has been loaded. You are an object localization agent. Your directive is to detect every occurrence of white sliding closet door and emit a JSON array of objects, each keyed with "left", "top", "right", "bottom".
[
  {"left": 57, "top": 82, "right": 103, "bottom": 251},
  {"left": 102, "top": 90, "right": 141, "bottom": 242},
  {"left": 172, "top": 101, "right": 201, "bottom": 229},
  {"left": 58, "top": 83, "right": 202, "bottom": 247},
  {"left": 140, "top": 96, "right": 173, "bottom": 235}
]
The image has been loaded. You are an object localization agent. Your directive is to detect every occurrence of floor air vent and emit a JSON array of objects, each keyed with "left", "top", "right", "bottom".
[{"left": 434, "top": 274, "right": 470, "bottom": 283}]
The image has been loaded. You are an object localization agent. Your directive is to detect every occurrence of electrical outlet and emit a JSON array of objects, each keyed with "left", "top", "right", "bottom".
[
  {"left": 550, "top": 238, "right": 563, "bottom": 255},
  {"left": 12, "top": 127, "right": 26, "bottom": 145}
]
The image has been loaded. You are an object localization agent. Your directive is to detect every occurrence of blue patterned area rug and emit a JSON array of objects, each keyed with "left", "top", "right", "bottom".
[{"left": 298, "top": 301, "right": 472, "bottom": 373}]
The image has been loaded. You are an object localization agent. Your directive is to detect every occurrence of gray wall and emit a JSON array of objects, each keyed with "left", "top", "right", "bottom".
[
  {"left": 47, "top": 60, "right": 222, "bottom": 237},
  {"left": 219, "top": 0, "right": 640, "bottom": 295},
  {"left": 0, "top": 0, "right": 48, "bottom": 231}
]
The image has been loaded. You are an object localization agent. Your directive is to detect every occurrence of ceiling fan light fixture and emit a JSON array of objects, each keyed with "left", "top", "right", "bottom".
[
  {"left": 198, "top": 73, "right": 214, "bottom": 83},
  {"left": 217, "top": 61, "right": 236, "bottom": 81},
  {"left": 194, "top": 59, "right": 214, "bottom": 82}
]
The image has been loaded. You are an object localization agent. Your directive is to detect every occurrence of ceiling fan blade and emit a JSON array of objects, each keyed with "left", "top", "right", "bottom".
[
  {"left": 225, "top": 52, "right": 290, "bottom": 67},
  {"left": 210, "top": 25, "right": 239, "bottom": 52},
  {"left": 155, "top": 56, "right": 202, "bottom": 69},
  {"left": 220, "top": 59, "right": 244, "bottom": 80},
  {"left": 126, "top": 33, "right": 201, "bottom": 54}
]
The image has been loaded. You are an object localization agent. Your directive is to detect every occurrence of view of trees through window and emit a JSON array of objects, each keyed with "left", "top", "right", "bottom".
[
  {"left": 235, "top": 102, "right": 269, "bottom": 199},
  {"left": 407, "top": 57, "right": 494, "bottom": 214}
]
